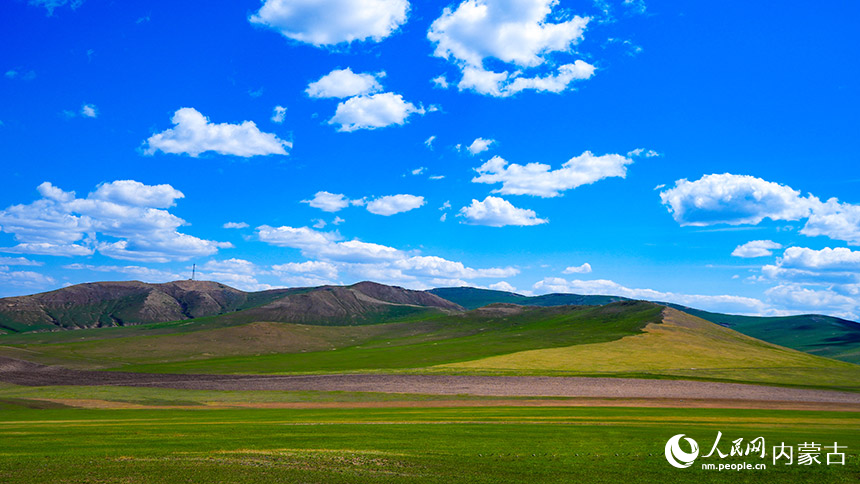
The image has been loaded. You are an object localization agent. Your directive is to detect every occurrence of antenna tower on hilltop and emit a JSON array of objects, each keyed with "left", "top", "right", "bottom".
[{"left": 191, "top": 264, "right": 196, "bottom": 281}]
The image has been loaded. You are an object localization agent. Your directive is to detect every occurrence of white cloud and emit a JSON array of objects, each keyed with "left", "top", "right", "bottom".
[
  {"left": 458, "top": 196, "right": 547, "bottom": 227},
  {"left": 272, "top": 260, "right": 339, "bottom": 280},
  {"left": 628, "top": 148, "right": 660, "bottom": 158},
  {"left": 223, "top": 222, "right": 249, "bottom": 229},
  {"left": 329, "top": 93, "right": 424, "bottom": 132},
  {"left": 271, "top": 105, "right": 287, "bottom": 123},
  {"left": 316, "top": 240, "right": 404, "bottom": 263},
  {"left": 489, "top": 281, "right": 517, "bottom": 292},
  {"left": 0, "top": 256, "right": 42, "bottom": 266},
  {"left": 0, "top": 181, "right": 231, "bottom": 262},
  {"left": 432, "top": 76, "right": 449, "bottom": 89},
  {"left": 659, "top": 174, "right": 814, "bottom": 227},
  {"left": 800, "top": 198, "right": 860, "bottom": 245},
  {"left": 312, "top": 219, "right": 327, "bottom": 229},
  {"left": 781, "top": 246, "right": 860, "bottom": 271},
  {"left": 80, "top": 103, "right": 97, "bottom": 118},
  {"left": 660, "top": 173, "right": 860, "bottom": 246},
  {"left": 64, "top": 263, "right": 183, "bottom": 283},
  {"left": 394, "top": 255, "right": 517, "bottom": 279},
  {"left": 424, "top": 135, "right": 436, "bottom": 148},
  {"left": 765, "top": 284, "right": 858, "bottom": 320},
  {"left": 91, "top": 180, "right": 184, "bottom": 208},
  {"left": 761, "top": 246, "right": 860, "bottom": 287},
  {"left": 411, "top": 167, "right": 426, "bottom": 175},
  {"left": 143, "top": 107, "right": 291, "bottom": 157},
  {"left": 332, "top": 216, "right": 345, "bottom": 225},
  {"left": 429, "top": 175, "right": 445, "bottom": 180},
  {"left": 0, "top": 243, "right": 94, "bottom": 257},
  {"left": 306, "top": 68, "right": 383, "bottom": 98},
  {"left": 366, "top": 194, "right": 425, "bottom": 215},
  {"left": 473, "top": 151, "right": 633, "bottom": 197},
  {"left": 29, "top": 0, "right": 82, "bottom": 16},
  {"left": 563, "top": 262, "right": 592, "bottom": 274},
  {"left": 533, "top": 277, "right": 771, "bottom": 315},
  {"left": 427, "top": 0, "right": 593, "bottom": 96},
  {"left": 249, "top": 0, "right": 409, "bottom": 47},
  {"left": 731, "top": 240, "right": 782, "bottom": 258},
  {"left": 303, "top": 191, "right": 352, "bottom": 212},
  {"left": 196, "top": 259, "right": 277, "bottom": 291},
  {"left": 256, "top": 224, "right": 515, "bottom": 286},
  {"left": 466, "top": 137, "right": 494, "bottom": 155},
  {"left": 201, "top": 258, "right": 258, "bottom": 275},
  {"left": 256, "top": 225, "right": 338, "bottom": 250},
  {"left": 0, "top": 267, "right": 55, "bottom": 290}
]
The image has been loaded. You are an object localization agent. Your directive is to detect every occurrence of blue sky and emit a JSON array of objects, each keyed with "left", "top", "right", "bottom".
[{"left": 2, "top": 0, "right": 859, "bottom": 319}]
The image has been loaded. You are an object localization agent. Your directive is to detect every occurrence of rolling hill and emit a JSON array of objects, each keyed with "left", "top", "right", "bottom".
[
  {"left": 0, "top": 280, "right": 461, "bottom": 334},
  {"left": 0, "top": 280, "right": 858, "bottom": 391},
  {"left": 431, "top": 287, "right": 860, "bottom": 365}
]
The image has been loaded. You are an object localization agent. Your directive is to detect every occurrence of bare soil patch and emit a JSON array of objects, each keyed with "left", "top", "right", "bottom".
[{"left": 2, "top": 357, "right": 858, "bottom": 409}]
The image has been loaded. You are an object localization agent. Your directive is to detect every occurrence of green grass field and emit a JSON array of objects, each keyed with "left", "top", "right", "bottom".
[
  {"left": 0, "top": 405, "right": 858, "bottom": 483},
  {"left": 2, "top": 302, "right": 859, "bottom": 391}
]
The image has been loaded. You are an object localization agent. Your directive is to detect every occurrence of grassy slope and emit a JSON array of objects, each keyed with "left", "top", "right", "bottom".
[
  {"left": 0, "top": 302, "right": 660, "bottom": 373},
  {"left": 666, "top": 305, "right": 860, "bottom": 365},
  {"left": 431, "top": 287, "right": 860, "bottom": 366},
  {"left": 441, "top": 308, "right": 860, "bottom": 390},
  {"left": 0, "top": 406, "right": 858, "bottom": 483}
]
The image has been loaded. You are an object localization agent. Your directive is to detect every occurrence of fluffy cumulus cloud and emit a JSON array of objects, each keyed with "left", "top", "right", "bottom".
[
  {"left": 256, "top": 224, "right": 516, "bottom": 288},
  {"left": 563, "top": 262, "right": 592, "bottom": 274},
  {"left": 306, "top": 68, "right": 383, "bottom": 98},
  {"left": 533, "top": 277, "right": 771, "bottom": 315},
  {"left": 458, "top": 196, "right": 547, "bottom": 227},
  {"left": 329, "top": 93, "right": 424, "bottom": 132},
  {"left": 249, "top": 0, "right": 409, "bottom": 47},
  {"left": 473, "top": 151, "right": 633, "bottom": 197},
  {"left": 659, "top": 174, "right": 813, "bottom": 227},
  {"left": 660, "top": 173, "right": 860, "bottom": 246},
  {"left": 303, "top": 191, "right": 425, "bottom": 216},
  {"left": 801, "top": 198, "right": 860, "bottom": 245},
  {"left": 143, "top": 108, "right": 291, "bottom": 157},
  {"left": 271, "top": 105, "right": 287, "bottom": 123},
  {"left": 731, "top": 240, "right": 782, "bottom": 258},
  {"left": 365, "top": 194, "right": 425, "bottom": 215},
  {"left": 428, "top": 0, "right": 594, "bottom": 96},
  {"left": 761, "top": 246, "right": 860, "bottom": 286},
  {"left": 764, "top": 284, "right": 858, "bottom": 320},
  {"left": 466, "top": 137, "right": 494, "bottom": 155},
  {"left": 303, "top": 191, "right": 353, "bottom": 212},
  {"left": 0, "top": 181, "right": 231, "bottom": 262},
  {"left": 736, "top": 246, "right": 860, "bottom": 318}
]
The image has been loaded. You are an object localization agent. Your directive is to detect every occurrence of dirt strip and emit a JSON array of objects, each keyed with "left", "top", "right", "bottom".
[{"left": 2, "top": 357, "right": 859, "bottom": 408}]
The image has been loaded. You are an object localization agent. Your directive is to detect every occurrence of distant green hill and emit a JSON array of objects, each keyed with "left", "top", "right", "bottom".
[
  {"left": 428, "top": 287, "right": 627, "bottom": 309},
  {"left": 429, "top": 287, "right": 860, "bottom": 365},
  {"left": 663, "top": 305, "right": 860, "bottom": 365}
]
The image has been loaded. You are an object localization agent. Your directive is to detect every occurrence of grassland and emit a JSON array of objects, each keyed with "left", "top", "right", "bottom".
[
  {"left": 0, "top": 302, "right": 662, "bottom": 372},
  {"left": 439, "top": 309, "right": 860, "bottom": 391},
  {"left": 0, "top": 405, "right": 858, "bottom": 483},
  {"left": 2, "top": 303, "right": 859, "bottom": 391}
]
